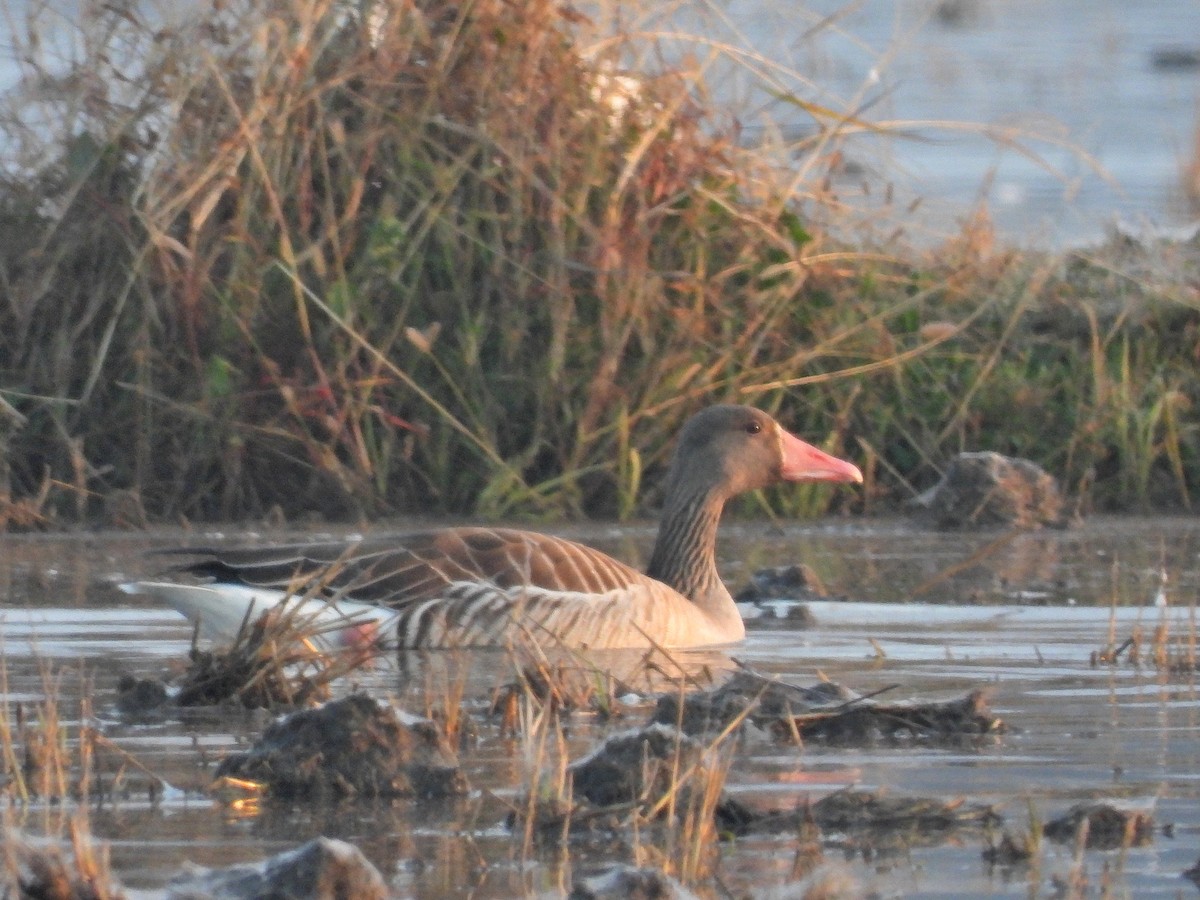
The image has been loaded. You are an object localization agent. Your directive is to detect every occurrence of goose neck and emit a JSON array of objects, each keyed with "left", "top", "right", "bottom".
[{"left": 646, "top": 486, "right": 724, "bottom": 603}]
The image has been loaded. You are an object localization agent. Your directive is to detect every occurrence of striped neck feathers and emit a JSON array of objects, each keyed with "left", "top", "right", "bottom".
[{"left": 646, "top": 483, "right": 728, "bottom": 612}]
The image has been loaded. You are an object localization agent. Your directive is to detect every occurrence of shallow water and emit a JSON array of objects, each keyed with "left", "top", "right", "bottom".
[{"left": 3, "top": 516, "right": 1200, "bottom": 897}]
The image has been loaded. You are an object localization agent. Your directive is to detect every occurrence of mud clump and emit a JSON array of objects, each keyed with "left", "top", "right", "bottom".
[
  {"left": 115, "top": 674, "right": 170, "bottom": 717},
  {"left": 982, "top": 830, "right": 1038, "bottom": 867},
  {"left": 744, "top": 603, "right": 817, "bottom": 629},
  {"left": 913, "top": 451, "right": 1068, "bottom": 529},
  {"left": 737, "top": 563, "right": 826, "bottom": 602},
  {"left": 1184, "top": 856, "right": 1200, "bottom": 889},
  {"left": 513, "top": 723, "right": 724, "bottom": 841},
  {"left": 166, "top": 836, "right": 386, "bottom": 900},
  {"left": 737, "top": 565, "right": 824, "bottom": 629},
  {"left": 1043, "top": 802, "right": 1155, "bottom": 850},
  {"left": 652, "top": 669, "right": 852, "bottom": 736},
  {"left": 809, "top": 789, "right": 1001, "bottom": 837},
  {"left": 2, "top": 830, "right": 127, "bottom": 900},
  {"left": 653, "top": 671, "right": 1002, "bottom": 748},
  {"left": 717, "top": 788, "right": 1001, "bottom": 850},
  {"left": 568, "top": 864, "right": 693, "bottom": 899},
  {"left": 490, "top": 658, "right": 637, "bottom": 722},
  {"left": 569, "top": 723, "right": 706, "bottom": 808},
  {"left": 787, "top": 688, "right": 1005, "bottom": 747},
  {"left": 214, "top": 694, "right": 468, "bottom": 801}
]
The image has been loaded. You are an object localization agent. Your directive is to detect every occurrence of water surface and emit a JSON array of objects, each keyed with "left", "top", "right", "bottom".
[
  {"left": 2, "top": 516, "right": 1199, "bottom": 897},
  {"left": 681, "top": 0, "right": 1200, "bottom": 244}
]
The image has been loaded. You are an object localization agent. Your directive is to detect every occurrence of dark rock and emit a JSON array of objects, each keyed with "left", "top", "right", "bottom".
[
  {"left": 1150, "top": 46, "right": 1200, "bottom": 71},
  {"left": 716, "top": 788, "right": 1001, "bottom": 848},
  {"left": 788, "top": 688, "right": 1005, "bottom": 747},
  {"left": 1043, "top": 802, "right": 1154, "bottom": 850},
  {"left": 982, "top": 830, "right": 1037, "bottom": 866},
  {"left": 811, "top": 788, "right": 1001, "bottom": 834},
  {"left": 116, "top": 675, "right": 170, "bottom": 716},
  {"left": 568, "top": 864, "right": 695, "bottom": 899},
  {"left": 1184, "top": 856, "right": 1200, "bottom": 888},
  {"left": 166, "top": 836, "right": 386, "bottom": 900},
  {"left": 736, "top": 564, "right": 826, "bottom": 602},
  {"left": 568, "top": 723, "right": 705, "bottom": 808},
  {"left": 215, "top": 693, "right": 468, "bottom": 801},
  {"left": 912, "top": 451, "right": 1068, "bottom": 529}
]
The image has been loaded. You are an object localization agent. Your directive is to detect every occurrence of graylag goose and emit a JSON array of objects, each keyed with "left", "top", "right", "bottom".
[{"left": 127, "top": 405, "right": 862, "bottom": 649}]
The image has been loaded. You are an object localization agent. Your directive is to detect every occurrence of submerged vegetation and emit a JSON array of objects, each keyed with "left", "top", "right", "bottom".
[{"left": 0, "top": 0, "right": 1197, "bottom": 529}]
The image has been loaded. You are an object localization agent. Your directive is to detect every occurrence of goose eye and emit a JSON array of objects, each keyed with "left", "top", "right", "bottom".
[{"left": 744, "top": 421, "right": 762, "bottom": 435}]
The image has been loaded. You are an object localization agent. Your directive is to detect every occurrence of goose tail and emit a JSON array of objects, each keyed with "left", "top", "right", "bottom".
[{"left": 121, "top": 581, "right": 397, "bottom": 650}]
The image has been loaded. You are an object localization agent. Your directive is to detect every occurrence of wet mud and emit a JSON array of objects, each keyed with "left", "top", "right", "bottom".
[
  {"left": 215, "top": 694, "right": 467, "bottom": 802},
  {"left": 167, "top": 836, "right": 388, "bottom": 900}
]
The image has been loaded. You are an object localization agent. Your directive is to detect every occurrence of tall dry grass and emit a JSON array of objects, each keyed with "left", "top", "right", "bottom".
[
  {"left": 0, "top": 0, "right": 1196, "bottom": 526},
  {"left": 0, "top": 0, "right": 890, "bottom": 523}
]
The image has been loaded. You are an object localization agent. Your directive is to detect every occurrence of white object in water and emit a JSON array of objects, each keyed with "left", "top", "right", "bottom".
[{"left": 121, "top": 581, "right": 399, "bottom": 649}]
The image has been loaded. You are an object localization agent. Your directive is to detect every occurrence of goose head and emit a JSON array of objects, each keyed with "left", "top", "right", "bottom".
[{"left": 665, "top": 405, "right": 863, "bottom": 502}]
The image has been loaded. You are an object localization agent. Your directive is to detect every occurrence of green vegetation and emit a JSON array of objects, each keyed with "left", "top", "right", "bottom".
[{"left": 0, "top": 0, "right": 1197, "bottom": 529}]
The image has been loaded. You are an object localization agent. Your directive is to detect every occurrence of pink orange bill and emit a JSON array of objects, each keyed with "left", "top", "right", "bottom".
[{"left": 778, "top": 428, "right": 863, "bottom": 484}]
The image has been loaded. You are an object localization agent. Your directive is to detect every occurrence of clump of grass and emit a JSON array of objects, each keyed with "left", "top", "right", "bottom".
[
  {"left": 175, "top": 602, "right": 376, "bottom": 708},
  {"left": 413, "top": 650, "right": 477, "bottom": 753},
  {"left": 492, "top": 634, "right": 667, "bottom": 727},
  {"left": 1090, "top": 565, "right": 1199, "bottom": 673},
  {"left": 1, "top": 654, "right": 166, "bottom": 809},
  {"left": 0, "top": 657, "right": 131, "bottom": 898},
  {"left": 509, "top": 717, "right": 736, "bottom": 886},
  {"left": 499, "top": 640, "right": 741, "bottom": 886},
  {"left": 1098, "top": 616, "right": 1200, "bottom": 674},
  {"left": 983, "top": 797, "right": 1044, "bottom": 900},
  {"left": 509, "top": 681, "right": 575, "bottom": 860},
  {"left": 850, "top": 242, "right": 1200, "bottom": 514},
  {"left": 629, "top": 731, "right": 735, "bottom": 884},
  {"left": 491, "top": 659, "right": 616, "bottom": 731},
  {"left": 2, "top": 807, "right": 125, "bottom": 900},
  {"left": 1, "top": 658, "right": 73, "bottom": 803}
]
